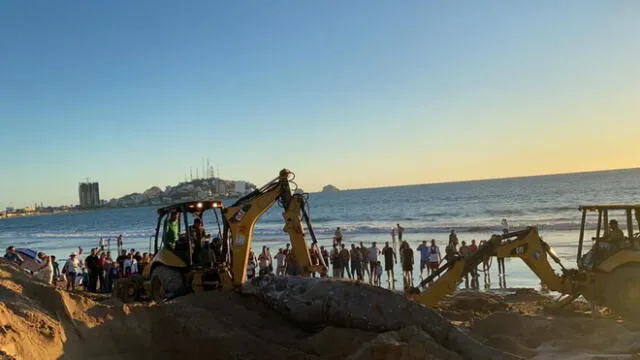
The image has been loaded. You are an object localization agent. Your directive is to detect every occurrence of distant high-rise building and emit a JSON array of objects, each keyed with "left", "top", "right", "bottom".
[{"left": 79, "top": 182, "right": 100, "bottom": 209}]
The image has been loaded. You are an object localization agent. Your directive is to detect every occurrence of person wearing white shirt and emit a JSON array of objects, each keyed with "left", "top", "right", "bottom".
[
  {"left": 123, "top": 255, "right": 138, "bottom": 276},
  {"left": 63, "top": 253, "right": 80, "bottom": 291},
  {"left": 368, "top": 242, "right": 381, "bottom": 284},
  {"left": 35, "top": 252, "right": 54, "bottom": 285},
  {"left": 274, "top": 248, "right": 287, "bottom": 276},
  {"left": 130, "top": 258, "right": 138, "bottom": 275},
  {"left": 428, "top": 240, "right": 441, "bottom": 277}
]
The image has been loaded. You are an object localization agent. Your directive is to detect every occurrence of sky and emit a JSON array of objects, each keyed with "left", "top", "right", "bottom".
[{"left": 1, "top": 1, "right": 639, "bottom": 208}]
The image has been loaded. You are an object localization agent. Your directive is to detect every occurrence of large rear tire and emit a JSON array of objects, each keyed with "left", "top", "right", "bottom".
[
  {"left": 602, "top": 265, "right": 640, "bottom": 322},
  {"left": 150, "top": 265, "right": 184, "bottom": 302}
]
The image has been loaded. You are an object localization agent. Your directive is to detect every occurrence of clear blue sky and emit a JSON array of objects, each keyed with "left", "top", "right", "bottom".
[{"left": 1, "top": 1, "right": 639, "bottom": 208}]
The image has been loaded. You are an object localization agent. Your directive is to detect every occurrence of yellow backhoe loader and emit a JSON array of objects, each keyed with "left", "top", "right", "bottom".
[
  {"left": 114, "top": 169, "right": 327, "bottom": 302},
  {"left": 408, "top": 204, "right": 640, "bottom": 320}
]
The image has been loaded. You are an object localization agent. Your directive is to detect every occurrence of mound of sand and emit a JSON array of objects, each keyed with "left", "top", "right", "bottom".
[
  {"left": 2, "top": 259, "right": 639, "bottom": 360},
  {"left": 0, "top": 260, "right": 459, "bottom": 360},
  {"left": 438, "top": 289, "right": 640, "bottom": 359}
]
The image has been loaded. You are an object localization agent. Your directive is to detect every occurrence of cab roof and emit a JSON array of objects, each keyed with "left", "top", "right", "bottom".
[
  {"left": 156, "top": 200, "right": 224, "bottom": 215},
  {"left": 579, "top": 204, "right": 640, "bottom": 211}
]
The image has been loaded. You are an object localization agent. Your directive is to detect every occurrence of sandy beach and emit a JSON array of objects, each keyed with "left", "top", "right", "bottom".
[
  {"left": 3, "top": 1, "right": 638, "bottom": 358},
  {"left": 2, "top": 259, "right": 639, "bottom": 360}
]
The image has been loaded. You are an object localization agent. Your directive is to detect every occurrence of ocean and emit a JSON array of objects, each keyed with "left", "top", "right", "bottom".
[{"left": 2, "top": 168, "right": 639, "bottom": 290}]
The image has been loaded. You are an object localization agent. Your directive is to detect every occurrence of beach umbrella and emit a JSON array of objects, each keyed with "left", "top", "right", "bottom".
[{"left": 15, "top": 248, "right": 43, "bottom": 273}]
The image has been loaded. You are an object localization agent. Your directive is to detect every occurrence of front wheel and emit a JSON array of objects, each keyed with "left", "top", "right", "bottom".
[
  {"left": 602, "top": 265, "right": 640, "bottom": 321},
  {"left": 150, "top": 265, "right": 185, "bottom": 302}
]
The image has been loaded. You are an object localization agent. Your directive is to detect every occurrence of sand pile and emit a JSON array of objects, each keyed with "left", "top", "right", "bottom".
[
  {"left": 2, "top": 259, "right": 639, "bottom": 360},
  {"left": 439, "top": 289, "right": 640, "bottom": 359},
  {"left": 0, "top": 261, "right": 461, "bottom": 360},
  {"left": 0, "top": 260, "right": 154, "bottom": 359}
]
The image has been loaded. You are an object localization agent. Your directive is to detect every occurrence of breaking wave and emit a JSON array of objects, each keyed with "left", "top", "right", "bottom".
[
  {"left": 10, "top": 221, "right": 587, "bottom": 242},
  {"left": 29, "top": 230, "right": 155, "bottom": 239}
]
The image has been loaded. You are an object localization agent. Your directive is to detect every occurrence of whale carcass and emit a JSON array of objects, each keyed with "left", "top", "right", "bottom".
[{"left": 240, "top": 275, "right": 522, "bottom": 360}]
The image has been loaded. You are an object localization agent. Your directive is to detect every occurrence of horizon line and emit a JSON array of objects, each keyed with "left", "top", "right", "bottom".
[{"left": 314, "top": 166, "right": 640, "bottom": 193}]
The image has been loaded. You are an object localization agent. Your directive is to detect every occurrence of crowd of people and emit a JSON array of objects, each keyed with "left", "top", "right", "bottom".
[
  {"left": 2, "top": 221, "right": 515, "bottom": 295},
  {"left": 2, "top": 235, "right": 155, "bottom": 294},
  {"left": 60, "top": 246, "right": 153, "bottom": 293},
  {"left": 243, "top": 224, "right": 510, "bottom": 291},
  {"left": 248, "top": 240, "right": 400, "bottom": 287}
]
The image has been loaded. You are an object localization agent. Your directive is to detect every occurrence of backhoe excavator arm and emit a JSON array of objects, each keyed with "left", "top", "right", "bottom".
[
  {"left": 221, "top": 169, "right": 327, "bottom": 288},
  {"left": 409, "top": 227, "right": 570, "bottom": 307},
  {"left": 493, "top": 227, "right": 566, "bottom": 291}
]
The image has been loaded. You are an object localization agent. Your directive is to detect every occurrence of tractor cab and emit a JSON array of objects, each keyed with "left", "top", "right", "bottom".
[
  {"left": 150, "top": 200, "right": 225, "bottom": 272},
  {"left": 577, "top": 204, "right": 640, "bottom": 270}
]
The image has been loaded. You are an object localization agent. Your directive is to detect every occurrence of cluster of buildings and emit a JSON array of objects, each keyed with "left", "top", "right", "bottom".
[
  {"left": 1, "top": 176, "right": 256, "bottom": 219},
  {"left": 104, "top": 178, "right": 255, "bottom": 208},
  {"left": 1, "top": 204, "right": 75, "bottom": 218}
]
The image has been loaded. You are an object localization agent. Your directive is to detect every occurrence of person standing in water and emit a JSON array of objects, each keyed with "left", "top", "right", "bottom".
[
  {"left": 382, "top": 242, "right": 397, "bottom": 288},
  {"left": 340, "top": 244, "right": 351, "bottom": 279},
  {"left": 417, "top": 240, "right": 430, "bottom": 276},
  {"left": 350, "top": 244, "right": 363, "bottom": 280},
  {"left": 449, "top": 230, "right": 459, "bottom": 248},
  {"left": 458, "top": 241, "right": 470, "bottom": 288},
  {"left": 359, "top": 241, "right": 370, "bottom": 281},
  {"left": 428, "top": 240, "right": 442, "bottom": 277},
  {"left": 330, "top": 244, "right": 342, "bottom": 278},
  {"left": 399, "top": 241, "right": 414, "bottom": 289},
  {"left": 367, "top": 242, "right": 381, "bottom": 285},
  {"left": 396, "top": 224, "right": 404, "bottom": 241},
  {"left": 320, "top": 246, "right": 329, "bottom": 271},
  {"left": 334, "top": 227, "right": 343, "bottom": 245},
  {"left": 498, "top": 219, "right": 508, "bottom": 277},
  {"left": 117, "top": 235, "right": 124, "bottom": 255}
]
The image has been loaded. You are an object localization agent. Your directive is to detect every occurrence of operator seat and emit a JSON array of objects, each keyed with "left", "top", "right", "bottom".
[{"left": 173, "top": 233, "right": 191, "bottom": 265}]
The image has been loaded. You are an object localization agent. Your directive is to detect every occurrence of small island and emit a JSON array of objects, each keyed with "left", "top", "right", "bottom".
[{"left": 322, "top": 184, "right": 340, "bottom": 192}]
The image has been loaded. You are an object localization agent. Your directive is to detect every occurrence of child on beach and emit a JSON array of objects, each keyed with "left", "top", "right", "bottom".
[
  {"left": 108, "top": 263, "right": 119, "bottom": 292},
  {"left": 80, "top": 269, "right": 89, "bottom": 291},
  {"left": 247, "top": 261, "right": 256, "bottom": 280},
  {"left": 374, "top": 261, "right": 383, "bottom": 286}
]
